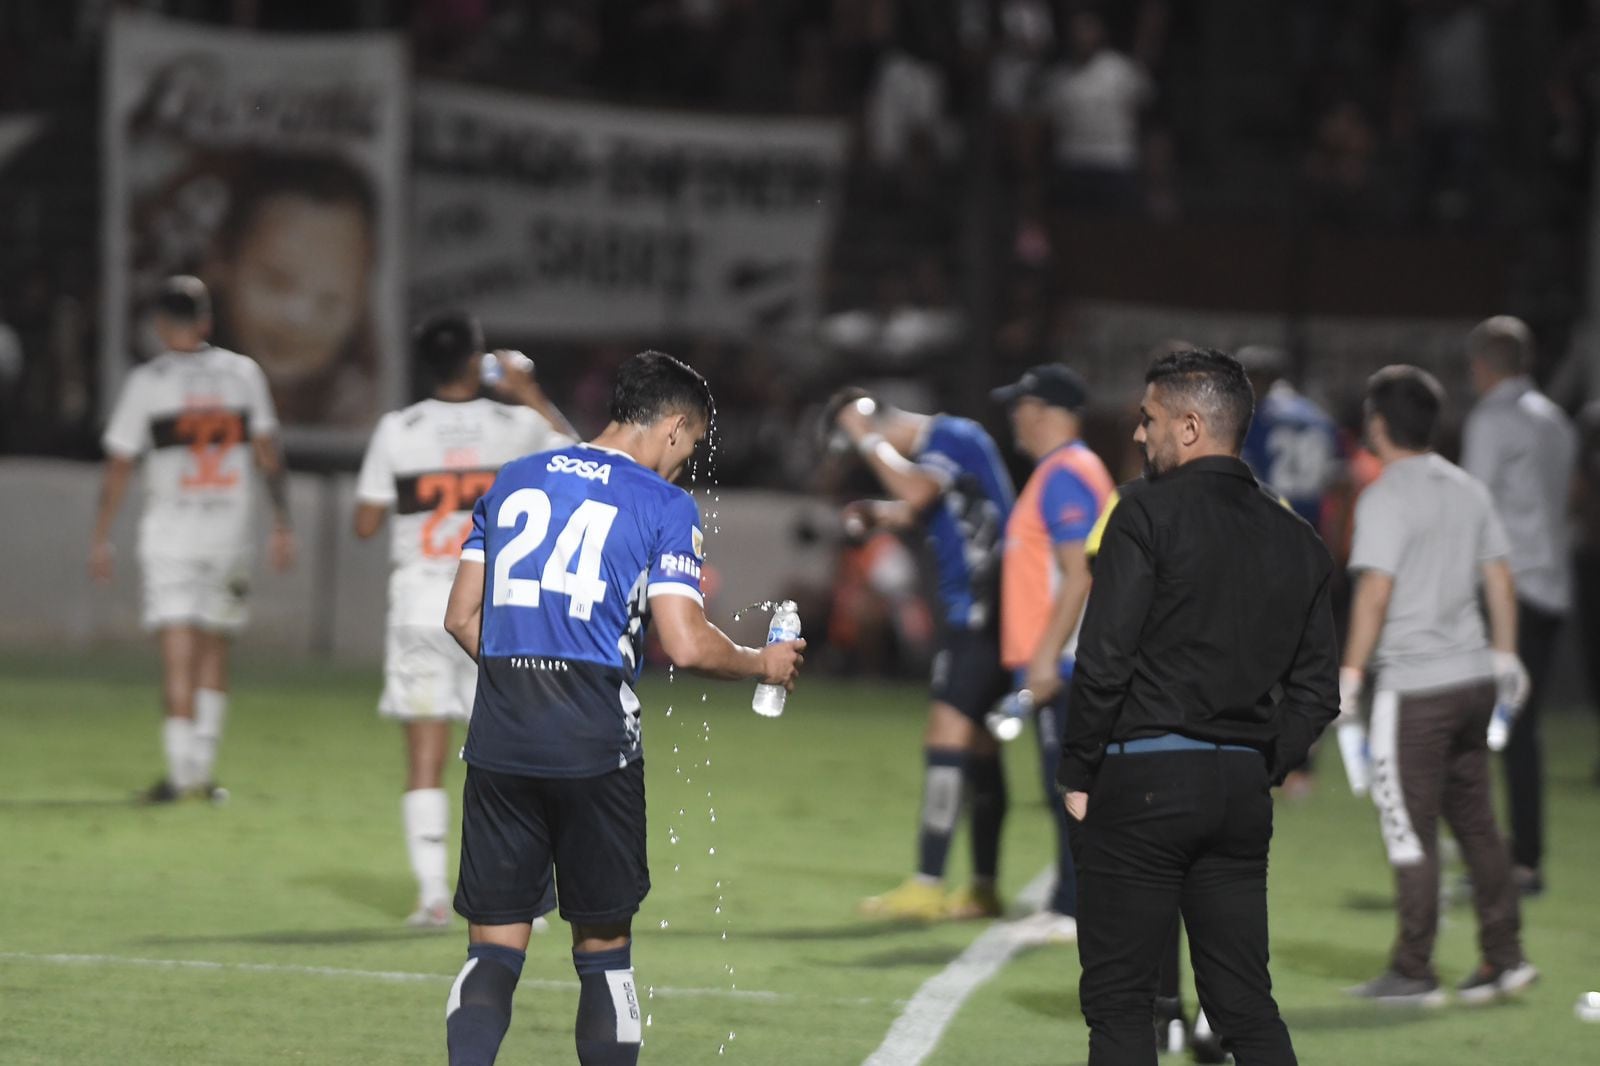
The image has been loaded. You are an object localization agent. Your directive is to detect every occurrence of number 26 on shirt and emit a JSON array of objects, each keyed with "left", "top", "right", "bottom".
[{"left": 492, "top": 489, "right": 617, "bottom": 621}]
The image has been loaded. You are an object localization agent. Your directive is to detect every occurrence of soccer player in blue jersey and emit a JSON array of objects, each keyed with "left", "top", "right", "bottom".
[
  {"left": 1237, "top": 345, "right": 1342, "bottom": 528},
  {"left": 824, "top": 388, "right": 1017, "bottom": 922},
  {"left": 440, "top": 351, "right": 805, "bottom": 1066}
]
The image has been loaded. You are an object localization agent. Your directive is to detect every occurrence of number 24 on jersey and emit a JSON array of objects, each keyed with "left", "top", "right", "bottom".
[{"left": 491, "top": 489, "right": 617, "bottom": 621}]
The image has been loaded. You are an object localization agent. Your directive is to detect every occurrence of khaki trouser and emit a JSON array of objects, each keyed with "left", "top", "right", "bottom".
[{"left": 1368, "top": 679, "right": 1522, "bottom": 980}]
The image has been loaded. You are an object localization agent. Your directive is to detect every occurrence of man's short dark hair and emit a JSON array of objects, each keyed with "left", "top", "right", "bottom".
[
  {"left": 414, "top": 310, "right": 483, "bottom": 383},
  {"left": 1144, "top": 348, "right": 1255, "bottom": 450},
  {"left": 609, "top": 350, "right": 713, "bottom": 427},
  {"left": 154, "top": 275, "right": 211, "bottom": 322},
  {"left": 1366, "top": 364, "right": 1444, "bottom": 451}
]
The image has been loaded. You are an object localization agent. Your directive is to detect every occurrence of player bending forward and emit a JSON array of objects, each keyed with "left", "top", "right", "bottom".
[
  {"left": 441, "top": 351, "right": 804, "bottom": 1066},
  {"left": 90, "top": 275, "right": 295, "bottom": 802},
  {"left": 354, "top": 311, "right": 576, "bottom": 927}
]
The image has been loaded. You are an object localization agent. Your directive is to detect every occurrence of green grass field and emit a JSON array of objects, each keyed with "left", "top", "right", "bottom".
[{"left": 1, "top": 652, "right": 1597, "bottom": 1065}]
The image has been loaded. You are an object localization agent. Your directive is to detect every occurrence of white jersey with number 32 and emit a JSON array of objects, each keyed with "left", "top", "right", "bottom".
[
  {"left": 101, "top": 346, "right": 278, "bottom": 560},
  {"left": 357, "top": 398, "right": 572, "bottom": 626}
]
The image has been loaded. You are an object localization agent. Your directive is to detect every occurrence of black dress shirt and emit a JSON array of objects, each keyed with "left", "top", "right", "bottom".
[{"left": 1060, "top": 455, "right": 1340, "bottom": 791}]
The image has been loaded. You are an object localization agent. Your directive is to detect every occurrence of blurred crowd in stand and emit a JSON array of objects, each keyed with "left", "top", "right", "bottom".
[{"left": 6, "top": 2, "right": 1600, "bottom": 676}]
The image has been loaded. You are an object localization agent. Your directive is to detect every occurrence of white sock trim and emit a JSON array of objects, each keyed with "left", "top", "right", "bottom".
[
  {"left": 605, "top": 968, "right": 642, "bottom": 1044},
  {"left": 189, "top": 689, "right": 228, "bottom": 783},
  {"left": 445, "top": 957, "right": 478, "bottom": 1020},
  {"left": 163, "top": 718, "right": 197, "bottom": 791}
]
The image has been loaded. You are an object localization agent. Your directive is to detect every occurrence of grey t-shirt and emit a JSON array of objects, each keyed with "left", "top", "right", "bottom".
[{"left": 1350, "top": 453, "right": 1510, "bottom": 693}]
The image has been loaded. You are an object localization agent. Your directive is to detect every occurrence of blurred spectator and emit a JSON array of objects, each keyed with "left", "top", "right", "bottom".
[
  {"left": 990, "top": 0, "right": 1054, "bottom": 115},
  {"left": 1039, "top": 9, "right": 1150, "bottom": 214},
  {"left": 1397, "top": 0, "right": 1497, "bottom": 226},
  {"left": 1304, "top": 99, "right": 1385, "bottom": 226},
  {"left": 864, "top": 47, "right": 950, "bottom": 169}
]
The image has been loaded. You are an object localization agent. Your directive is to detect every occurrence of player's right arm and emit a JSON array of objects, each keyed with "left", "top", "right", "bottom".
[
  {"left": 652, "top": 595, "right": 804, "bottom": 688},
  {"left": 353, "top": 414, "right": 395, "bottom": 539},
  {"left": 90, "top": 370, "right": 150, "bottom": 583},
  {"left": 444, "top": 558, "right": 485, "bottom": 662}
]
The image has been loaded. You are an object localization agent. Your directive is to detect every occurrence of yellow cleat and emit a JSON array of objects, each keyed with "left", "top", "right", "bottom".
[
  {"left": 944, "top": 883, "right": 1003, "bottom": 920},
  {"left": 858, "top": 878, "right": 947, "bottom": 921}
]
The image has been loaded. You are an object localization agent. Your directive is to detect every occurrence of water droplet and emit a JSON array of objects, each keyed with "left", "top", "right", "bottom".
[
  {"left": 673, "top": 863, "right": 680, "bottom": 872},
  {"left": 677, "top": 807, "right": 685, "bottom": 816},
  {"left": 672, "top": 744, "right": 680, "bottom": 754},
  {"left": 729, "top": 1031, "right": 736, "bottom": 1040},
  {"left": 700, "top": 694, "right": 707, "bottom": 703},
  {"left": 710, "top": 810, "right": 717, "bottom": 821},
  {"left": 659, "top": 919, "right": 670, "bottom": 929},
  {"left": 717, "top": 1045, "right": 726, "bottom": 1056},
  {"left": 715, "top": 880, "right": 721, "bottom": 888},
  {"left": 721, "top": 931, "right": 728, "bottom": 940},
  {"left": 714, "top": 905, "right": 721, "bottom": 914},
  {"left": 647, "top": 986, "right": 654, "bottom": 999},
  {"left": 708, "top": 847, "right": 716, "bottom": 855},
  {"left": 646, "top": 1014, "right": 653, "bottom": 1027},
  {"left": 668, "top": 831, "right": 679, "bottom": 845}
]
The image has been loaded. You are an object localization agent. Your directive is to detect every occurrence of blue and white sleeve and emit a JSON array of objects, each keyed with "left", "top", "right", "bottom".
[
  {"left": 461, "top": 494, "right": 488, "bottom": 564},
  {"left": 646, "top": 491, "right": 706, "bottom": 606}
]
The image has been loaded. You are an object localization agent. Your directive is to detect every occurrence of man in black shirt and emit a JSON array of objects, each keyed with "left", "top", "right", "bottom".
[{"left": 1063, "top": 350, "right": 1340, "bottom": 1066}]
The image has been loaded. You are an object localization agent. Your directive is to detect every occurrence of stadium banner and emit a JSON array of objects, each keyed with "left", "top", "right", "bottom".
[
  {"left": 411, "top": 82, "right": 847, "bottom": 338},
  {"left": 102, "top": 11, "right": 407, "bottom": 452}
]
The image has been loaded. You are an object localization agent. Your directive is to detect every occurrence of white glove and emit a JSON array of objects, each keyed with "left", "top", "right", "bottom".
[
  {"left": 1337, "top": 667, "right": 1364, "bottom": 723},
  {"left": 1335, "top": 667, "right": 1370, "bottom": 796},
  {"left": 1491, "top": 650, "right": 1531, "bottom": 711}
]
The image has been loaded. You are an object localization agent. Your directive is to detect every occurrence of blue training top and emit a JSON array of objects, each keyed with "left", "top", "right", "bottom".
[
  {"left": 460, "top": 444, "right": 704, "bottom": 778},
  {"left": 1240, "top": 383, "right": 1341, "bottom": 528},
  {"left": 913, "top": 415, "right": 1016, "bottom": 631}
]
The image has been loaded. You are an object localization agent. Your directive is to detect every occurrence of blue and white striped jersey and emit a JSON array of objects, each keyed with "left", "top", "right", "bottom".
[{"left": 460, "top": 444, "right": 703, "bottom": 778}]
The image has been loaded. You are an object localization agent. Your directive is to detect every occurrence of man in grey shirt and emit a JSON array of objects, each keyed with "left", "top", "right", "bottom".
[
  {"left": 1462, "top": 315, "right": 1576, "bottom": 893},
  {"left": 1340, "top": 365, "right": 1536, "bottom": 1006}
]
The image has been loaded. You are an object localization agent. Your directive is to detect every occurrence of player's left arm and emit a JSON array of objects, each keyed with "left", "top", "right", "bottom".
[
  {"left": 491, "top": 351, "right": 580, "bottom": 442},
  {"left": 252, "top": 434, "right": 297, "bottom": 571},
  {"left": 444, "top": 560, "right": 485, "bottom": 662}
]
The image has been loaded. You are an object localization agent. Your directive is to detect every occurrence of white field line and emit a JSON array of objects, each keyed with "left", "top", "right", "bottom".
[
  {"left": 0, "top": 951, "right": 889, "bottom": 1008},
  {"left": 861, "top": 867, "right": 1055, "bottom": 1066}
]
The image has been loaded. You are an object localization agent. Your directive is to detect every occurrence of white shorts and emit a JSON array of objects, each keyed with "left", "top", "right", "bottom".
[
  {"left": 140, "top": 553, "right": 252, "bottom": 633},
  {"left": 379, "top": 624, "right": 477, "bottom": 722}
]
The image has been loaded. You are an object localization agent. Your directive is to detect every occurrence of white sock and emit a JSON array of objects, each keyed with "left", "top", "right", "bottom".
[
  {"left": 190, "top": 688, "right": 228, "bottom": 785},
  {"left": 163, "top": 717, "right": 198, "bottom": 791},
  {"left": 403, "top": 788, "right": 451, "bottom": 908}
]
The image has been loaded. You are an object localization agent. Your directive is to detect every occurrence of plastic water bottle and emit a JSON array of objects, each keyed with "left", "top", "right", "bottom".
[
  {"left": 480, "top": 349, "right": 534, "bottom": 387},
  {"left": 985, "top": 689, "right": 1034, "bottom": 742},
  {"left": 1336, "top": 719, "right": 1370, "bottom": 796},
  {"left": 752, "top": 601, "right": 801, "bottom": 718},
  {"left": 1486, "top": 702, "right": 1515, "bottom": 753}
]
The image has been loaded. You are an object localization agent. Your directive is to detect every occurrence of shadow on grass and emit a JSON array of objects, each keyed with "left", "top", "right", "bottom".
[
  {"left": 292, "top": 870, "right": 414, "bottom": 917},
  {"left": 0, "top": 797, "right": 142, "bottom": 811},
  {"left": 1008, "top": 987, "right": 1081, "bottom": 1020},
  {"left": 1282, "top": 1002, "right": 1439, "bottom": 1032},
  {"left": 1341, "top": 890, "right": 1395, "bottom": 913},
  {"left": 838, "top": 945, "right": 965, "bottom": 969},
  {"left": 141, "top": 926, "right": 442, "bottom": 947},
  {"left": 1274, "top": 939, "right": 1390, "bottom": 982},
  {"left": 739, "top": 920, "right": 946, "bottom": 942}
]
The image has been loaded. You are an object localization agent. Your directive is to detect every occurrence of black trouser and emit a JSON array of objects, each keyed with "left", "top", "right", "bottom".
[
  {"left": 1071, "top": 749, "right": 1295, "bottom": 1066},
  {"left": 1504, "top": 600, "right": 1564, "bottom": 871}
]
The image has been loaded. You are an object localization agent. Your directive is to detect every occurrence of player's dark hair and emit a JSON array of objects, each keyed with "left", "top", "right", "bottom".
[
  {"left": 414, "top": 310, "right": 483, "bottom": 384},
  {"left": 1366, "top": 364, "right": 1444, "bottom": 451},
  {"left": 154, "top": 275, "right": 211, "bottom": 322},
  {"left": 609, "top": 350, "right": 713, "bottom": 427},
  {"left": 217, "top": 151, "right": 377, "bottom": 260},
  {"left": 1144, "top": 348, "right": 1255, "bottom": 451}
]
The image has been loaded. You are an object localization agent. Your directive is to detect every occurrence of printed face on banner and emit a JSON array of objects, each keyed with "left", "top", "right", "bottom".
[{"left": 104, "top": 12, "right": 406, "bottom": 447}]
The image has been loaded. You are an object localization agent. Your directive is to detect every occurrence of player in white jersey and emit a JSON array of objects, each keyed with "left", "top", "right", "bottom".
[
  {"left": 355, "top": 311, "right": 575, "bottom": 927},
  {"left": 89, "top": 276, "right": 296, "bottom": 803}
]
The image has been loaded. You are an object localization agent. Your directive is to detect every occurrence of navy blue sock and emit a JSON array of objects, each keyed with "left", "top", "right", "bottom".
[
  {"left": 967, "top": 753, "right": 1007, "bottom": 881},
  {"left": 573, "top": 944, "right": 641, "bottom": 1066},
  {"left": 1036, "top": 701, "right": 1077, "bottom": 916},
  {"left": 917, "top": 749, "right": 967, "bottom": 879},
  {"left": 446, "top": 943, "right": 525, "bottom": 1066}
]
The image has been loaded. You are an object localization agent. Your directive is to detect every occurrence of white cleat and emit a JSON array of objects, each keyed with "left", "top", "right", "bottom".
[
  {"left": 1009, "top": 909, "right": 1078, "bottom": 946},
  {"left": 405, "top": 901, "right": 453, "bottom": 929}
]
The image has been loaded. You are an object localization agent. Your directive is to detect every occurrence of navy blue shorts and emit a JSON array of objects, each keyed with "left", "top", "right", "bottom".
[
  {"left": 455, "top": 760, "right": 649, "bottom": 926},
  {"left": 930, "top": 627, "right": 1010, "bottom": 722}
]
